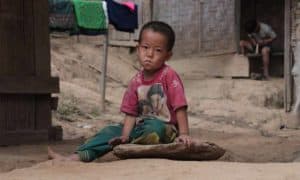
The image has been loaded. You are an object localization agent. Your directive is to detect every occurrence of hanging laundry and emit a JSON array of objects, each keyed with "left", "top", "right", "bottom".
[
  {"left": 48, "top": 0, "right": 76, "bottom": 30},
  {"left": 72, "top": 0, "right": 108, "bottom": 30},
  {"left": 121, "top": 1, "right": 135, "bottom": 12},
  {"left": 106, "top": 0, "right": 138, "bottom": 33}
]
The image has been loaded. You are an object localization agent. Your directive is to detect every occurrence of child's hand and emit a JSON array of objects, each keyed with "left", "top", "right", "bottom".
[
  {"left": 108, "top": 136, "right": 129, "bottom": 147},
  {"left": 257, "top": 39, "right": 265, "bottom": 45},
  {"left": 175, "top": 134, "right": 193, "bottom": 147}
]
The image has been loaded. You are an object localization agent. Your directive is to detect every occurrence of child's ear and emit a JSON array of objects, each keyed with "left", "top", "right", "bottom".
[
  {"left": 165, "top": 51, "right": 173, "bottom": 61},
  {"left": 136, "top": 44, "right": 140, "bottom": 53}
]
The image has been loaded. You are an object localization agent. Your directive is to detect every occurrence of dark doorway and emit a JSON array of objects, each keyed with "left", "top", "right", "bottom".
[{"left": 240, "top": 0, "right": 285, "bottom": 76}]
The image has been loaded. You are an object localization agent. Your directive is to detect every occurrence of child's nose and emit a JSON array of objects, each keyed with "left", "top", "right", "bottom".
[{"left": 146, "top": 48, "right": 154, "bottom": 57}]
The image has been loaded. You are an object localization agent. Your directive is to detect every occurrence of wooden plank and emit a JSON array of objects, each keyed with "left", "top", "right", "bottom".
[
  {"left": 21, "top": 0, "right": 35, "bottom": 76},
  {"left": 132, "top": 0, "right": 143, "bottom": 40},
  {"left": 50, "top": 97, "right": 59, "bottom": 110},
  {"left": 0, "top": 95, "right": 35, "bottom": 131},
  {"left": 247, "top": 52, "right": 284, "bottom": 58},
  {"left": 109, "top": 40, "right": 137, "bottom": 47},
  {"left": 174, "top": 54, "right": 249, "bottom": 78},
  {"left": 223, "top": 54, "right": 249, "bottom": 77},
  {"left": 0, "top": 130, "right": 48, "bottom": 145},
  {"left": 151, "top": 0, "right": 159, "bottom": 20},
  {"left": 284, "top": 0, "right": 292, "bottom": 112},
  {"left": 35, "top": 95, "right": 51, "bottom": 130},
  {"left": 143, "top": 0, "right": 153, "bottom": 23},
  {"left": 33, "top": 0, "right": 51, "bottom": 77},
  {"left": 15, "top": 95, "right": 35, "bottom": 131},
  {"left": 0, "top": 95, "right": 4, "bottom": 137},
  {"left": 0, "top": 77, "right": 59, "bottom": 94},
  {"left": 110, "top": 27, "right": 131, "bottom": 41},
  {"left": 235, "top": 0, "right": 241, "bottom": 52},
  {"left": 198, "top": 1, "right": 204, "bottom": 51},
  {"left": 0, "top": 0, "right": 56, "bottom": 145},
  {"left": 0, "top": 0, "right": 32, "bottom": 75},
  {"left": 113, "top": 141, "right": 225, "bottom": 161}
]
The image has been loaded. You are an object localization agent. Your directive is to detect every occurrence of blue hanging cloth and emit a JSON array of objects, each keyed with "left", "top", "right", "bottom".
[
  {"left": 106, "top": 0, "right": 138, "bottom": 33},
  {"left": 48, "top": 0, "right": 76, "bottom": 30}
]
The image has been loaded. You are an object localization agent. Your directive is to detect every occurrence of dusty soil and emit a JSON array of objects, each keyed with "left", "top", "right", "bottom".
[{"left": 1, "top": 35, "right": 300, "bottom": 179}]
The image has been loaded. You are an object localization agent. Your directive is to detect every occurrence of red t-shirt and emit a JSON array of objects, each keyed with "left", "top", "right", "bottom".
[{"left": 120, "top": 64, "right": 187, "bottom": 125}]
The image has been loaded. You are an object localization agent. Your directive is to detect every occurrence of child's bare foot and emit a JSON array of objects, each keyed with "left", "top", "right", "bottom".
[
  {"left": 48, "top": 146, "right": 80, "bottom": 161},
  {"left": 48, "top": 146, "right": 67, "bottom": 160}
]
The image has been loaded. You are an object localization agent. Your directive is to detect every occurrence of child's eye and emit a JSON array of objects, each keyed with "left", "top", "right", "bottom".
[
  {"left": 141, "top": 45, "right": 148, "bottom": 50},
  {"left": 155, "top": 48, "right": 162, "bottom": 52}
]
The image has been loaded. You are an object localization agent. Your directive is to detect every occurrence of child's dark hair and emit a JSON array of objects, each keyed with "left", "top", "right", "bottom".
[
  {"left": 245, "top": 19, "right": 258, "bottom": 33},
  {"left": 139, "top": 21, "right": 175, "bottom": 51}
]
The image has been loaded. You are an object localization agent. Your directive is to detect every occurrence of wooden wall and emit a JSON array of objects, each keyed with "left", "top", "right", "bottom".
[
  {"left": 0, "top": 0, "right": 59, "bottom": 145},
  {"left": 109, "top": 0, "right": 237, "bottom": 55},
  {"left": 152, "top": 0, "right": 237, "bottom": 56}
]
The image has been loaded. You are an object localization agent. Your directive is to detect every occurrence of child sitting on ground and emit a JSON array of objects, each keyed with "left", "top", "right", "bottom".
[{"left": 48, "top": 21, "right": 192, "bottom": 162}]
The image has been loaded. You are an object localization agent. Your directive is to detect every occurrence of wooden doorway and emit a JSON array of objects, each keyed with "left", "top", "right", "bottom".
[
  {"left": 0, "top": 0, "right": 59, "bottom": 145},
  {"left": 240, "top": 0, "right": 285, "bottom": 52},
  {"left": 239, "top": 0, "right": 285, "bottom": 78},
  {"left": 236, "top": 0, "right": 292, "bottom": 111}
]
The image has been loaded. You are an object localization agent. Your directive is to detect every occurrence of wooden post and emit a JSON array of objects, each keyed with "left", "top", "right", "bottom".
[
  {"left": 235, "top": 0, "right": 241, "bottom": 52},
  {"left": 284, "top": 0, "right": 292, "bottom": 112},
  {"left": 100, "top": 31, "right": 109, "bottom": 111},
  {"left": 0, "top": 0, "right": 59, "bottom": 145},
  {"left": 199, "top": 1, "right": 205, "bottom": 52},
  {"left": 113, "top": 141, "right": 226, "bottom": 161}
]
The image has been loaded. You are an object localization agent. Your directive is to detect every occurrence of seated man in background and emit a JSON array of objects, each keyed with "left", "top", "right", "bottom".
[{"left": 240, "top": 19, "right": 277, "bottom": 80}]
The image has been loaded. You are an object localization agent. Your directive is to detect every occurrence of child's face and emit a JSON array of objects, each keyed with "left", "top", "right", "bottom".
[{"left": 137, "top": 29, "right": 172, "bottom": 75}]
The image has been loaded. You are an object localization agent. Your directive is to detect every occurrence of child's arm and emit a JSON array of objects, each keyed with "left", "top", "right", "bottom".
[
  {"left": 248, "top": 34, "right": 257, "bottom": 45},
  {"left": 109, "top": 114, "right": 136, "bottom": 146},
  {"left": 175, "top": 107, "right": 193, "bottom": 146},
  {"left": 260, "top": 37, "right": 276, "bottom": 45}
]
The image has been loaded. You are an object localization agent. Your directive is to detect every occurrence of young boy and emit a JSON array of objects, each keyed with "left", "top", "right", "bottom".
[
  {"left": 48, "top": 21, "right": 192, "bottom": 162},
  {"left": 239, "top": 19, "right": 277, "bottom": 79}
]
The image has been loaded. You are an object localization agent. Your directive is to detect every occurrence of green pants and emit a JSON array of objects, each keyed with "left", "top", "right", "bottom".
[{"left": 76, "top": 118, "right": 177, "bottom": 162}]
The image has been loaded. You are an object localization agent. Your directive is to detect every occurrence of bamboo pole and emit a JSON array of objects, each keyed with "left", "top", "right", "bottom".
[{"left": 100, "top": 31, "right": 109, "bottom": 111}]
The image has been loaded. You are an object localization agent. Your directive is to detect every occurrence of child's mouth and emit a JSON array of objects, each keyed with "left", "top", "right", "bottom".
[{"left": 144, "top": 60, "right": 151, "bottom": 64}]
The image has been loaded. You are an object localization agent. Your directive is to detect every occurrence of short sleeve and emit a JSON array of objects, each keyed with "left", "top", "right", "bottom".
[
  {"left": 268, "top": 28, "right": 277, "bottom": 39},
  {"left": 265, "top": 24, "right": 277, "bottom": 39},
  {"left": 165, "top": 69, "right": 188, "bottom": 111},
  {"left": 120, "top": 79, "right": 139, "bottom": 116}
]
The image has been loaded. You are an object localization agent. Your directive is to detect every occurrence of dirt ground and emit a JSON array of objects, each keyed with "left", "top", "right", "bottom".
[{"left": 1, "top": 35, "right": 300, "bottom": 179}]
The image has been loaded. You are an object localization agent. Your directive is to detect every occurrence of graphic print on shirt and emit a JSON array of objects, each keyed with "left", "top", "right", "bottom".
[{"left": 137, "top": 83, "right": 170, "bottom": 122}]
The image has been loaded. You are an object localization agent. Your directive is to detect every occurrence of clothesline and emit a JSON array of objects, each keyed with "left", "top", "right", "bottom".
[
  {"left": 49, "top": 0, "right": 138, "bottom": 34},
  {"left": 49, "top": 0, "right": 139, "bottom": 111}
]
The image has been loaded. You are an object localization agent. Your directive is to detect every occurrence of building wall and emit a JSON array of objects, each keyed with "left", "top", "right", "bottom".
[
  {"left": 201, "top": 0, "right": 236, "bottom": 54},
  {"left": 153, "top": 0, "right": 236, "bottom": 56},
  {"left": 291, "top": 0, "right": 300, "bottom": 112},
  {"left": 291, "top": 0, "right": 300, "bottom": 49}
]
